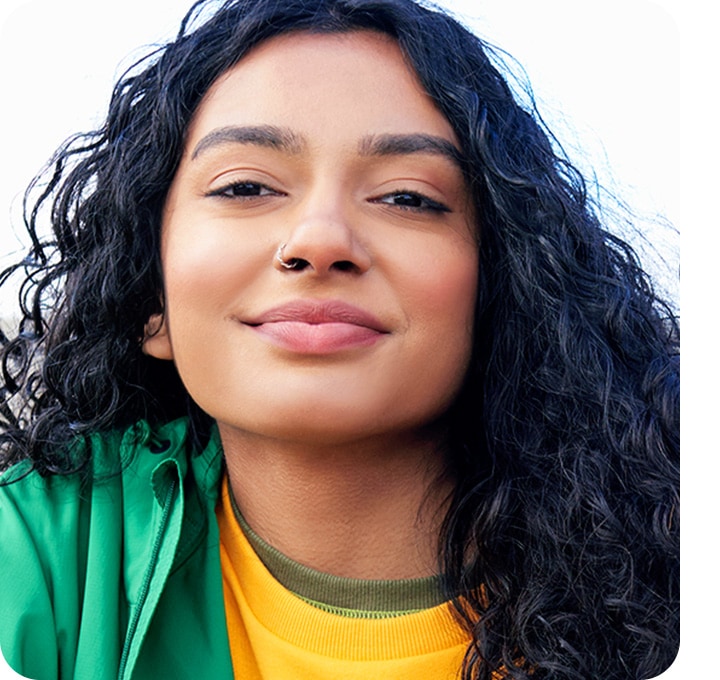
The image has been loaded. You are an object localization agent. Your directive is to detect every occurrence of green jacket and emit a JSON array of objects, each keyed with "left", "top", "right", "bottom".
[{"left": 0, "top": 418, "right": 235, "bottom": 680}]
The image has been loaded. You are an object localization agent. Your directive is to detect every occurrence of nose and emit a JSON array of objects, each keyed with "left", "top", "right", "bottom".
[{"left": 274, "top": 198, "right": 371, "bottom": 276}]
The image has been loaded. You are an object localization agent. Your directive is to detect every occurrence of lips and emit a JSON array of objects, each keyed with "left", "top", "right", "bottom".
[{"left": 242, "top": 300, "right": 389, "bottom": 354}]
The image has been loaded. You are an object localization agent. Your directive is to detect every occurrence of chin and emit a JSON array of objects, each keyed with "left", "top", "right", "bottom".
[{"left": 216, "top": 396, "right": 451, "bottom": 450}]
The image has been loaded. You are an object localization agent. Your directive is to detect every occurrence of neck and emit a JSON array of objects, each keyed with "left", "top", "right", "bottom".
[{"left": 221, "top": 426, "right": 452, "bottom": 580}]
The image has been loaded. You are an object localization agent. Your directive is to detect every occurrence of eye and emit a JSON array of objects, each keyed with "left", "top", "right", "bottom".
[
  {"left": 374, "top": 191, "right": 450, "bottom": 214},
  {"left": 207, "top": 181, "right": 284, "bottom": 199}
]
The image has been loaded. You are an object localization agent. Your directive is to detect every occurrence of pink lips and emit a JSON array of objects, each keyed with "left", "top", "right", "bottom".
[{"left": 243, "top": 300, "right": 389, "bottom": 354}]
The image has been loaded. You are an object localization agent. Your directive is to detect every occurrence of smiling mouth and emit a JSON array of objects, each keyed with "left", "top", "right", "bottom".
[{"left": 242, "top": 299, "right": 389, "bottom": 354}]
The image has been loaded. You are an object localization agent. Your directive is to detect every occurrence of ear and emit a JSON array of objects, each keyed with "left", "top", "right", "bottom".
[{"left": 142, "top": 313, "right": 174, "bottom": 360}]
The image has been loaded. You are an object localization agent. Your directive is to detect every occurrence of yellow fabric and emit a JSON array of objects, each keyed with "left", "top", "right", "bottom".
[{"left": 216, "top": 477, "right": 472, "bottom": 680}]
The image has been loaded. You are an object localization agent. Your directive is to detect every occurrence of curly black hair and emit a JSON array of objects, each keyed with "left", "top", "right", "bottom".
[{"left": 0, "top": 1, "right": 679, "bottom": 678}]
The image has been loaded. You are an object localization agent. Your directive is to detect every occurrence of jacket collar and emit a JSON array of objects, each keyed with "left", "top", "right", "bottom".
[{"left": 121, "top": 417, "right": 225, "bottom": 503}]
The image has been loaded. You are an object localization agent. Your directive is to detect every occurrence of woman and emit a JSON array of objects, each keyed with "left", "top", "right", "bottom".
[{"left": 0, "top": 1, "right": 679, "bottom": 678}]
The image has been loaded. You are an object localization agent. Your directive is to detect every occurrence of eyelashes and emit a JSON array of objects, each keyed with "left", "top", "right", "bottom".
[
  {"left": 207, "top": 181, "right": 451, "bottom": 215},
  {"left": 207, "top": 181, "right": 284, "bottom": 199},
  {"left": 371, "top": 191, "right": 450, "bottom": 214}
]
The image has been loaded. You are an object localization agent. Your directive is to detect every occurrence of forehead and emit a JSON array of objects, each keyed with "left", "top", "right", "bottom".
[{"left": 184, "top": 30, "right": 458, "bottom": 151}]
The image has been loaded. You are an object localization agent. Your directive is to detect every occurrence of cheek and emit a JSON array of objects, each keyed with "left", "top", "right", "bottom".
[
  {"left": 392, "top": 238, "right": 478, "bottom": 401},
  {"left": 404, "top": 239, "right": 478, "bottom": 337},
  {"left": 159, "top": 231, "right": 259, "bottom": 386},
  {"left": 161, "top": 219, "right": 268, "bottom": 323},
  {"left": 164, "top": 228, "right": 236, "bottom": 301}
]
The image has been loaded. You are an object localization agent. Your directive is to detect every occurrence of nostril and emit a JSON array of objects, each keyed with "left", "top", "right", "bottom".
[
  {"left": 285, "top": 257, "right": 311, "bottom": 271},
  {"left": 332, "top": 260, "right": 358, "bottom": 273}
]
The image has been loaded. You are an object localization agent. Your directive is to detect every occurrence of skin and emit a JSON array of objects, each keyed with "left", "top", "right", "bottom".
[{"left": 144, "top": 31, "right": 478, "bottom": 579}]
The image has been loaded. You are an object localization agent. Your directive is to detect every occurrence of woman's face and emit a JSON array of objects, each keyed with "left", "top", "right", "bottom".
[{"left": 145, "top": 30, "right": 478, "bottom": 447}]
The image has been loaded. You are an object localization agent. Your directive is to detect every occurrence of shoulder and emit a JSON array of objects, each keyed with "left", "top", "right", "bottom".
[
  {"left": 0, "top": 415, "right": 209, "bottom": 487},
  {"left": 0, "top": 417, "right": 222, "bottom": 677},
  {"left": 0, "top": 417, "right": 220, "bottom": 534},
  {"left": 0, "top": 416, "right": 225, "bottom": 576},
  {"left": 0, "top": 423, "right": 129, "bottom": 677},
  {"left": 0, "top": 419, "right": 183, "bottom": 568}
]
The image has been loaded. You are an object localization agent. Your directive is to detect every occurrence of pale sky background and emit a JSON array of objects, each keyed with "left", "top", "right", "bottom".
[{"left": 0, "top": 1, "right": 714, "bottom": 678}]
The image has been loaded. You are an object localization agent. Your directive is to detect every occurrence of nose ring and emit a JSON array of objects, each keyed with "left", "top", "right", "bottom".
[{"left": 276, "top": 243, "right": 299, "bottom": 270}]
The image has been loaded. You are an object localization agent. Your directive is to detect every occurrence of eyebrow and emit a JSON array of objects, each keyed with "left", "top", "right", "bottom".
[
  {"left": 190, "top": 125, "right": 464, "bottom": 168},
  {"left": 191, "top": 125, "right": 306, "bottom": 159},
  {"left": 358, "top": 133, "right": 464, "bottom": 168}
]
